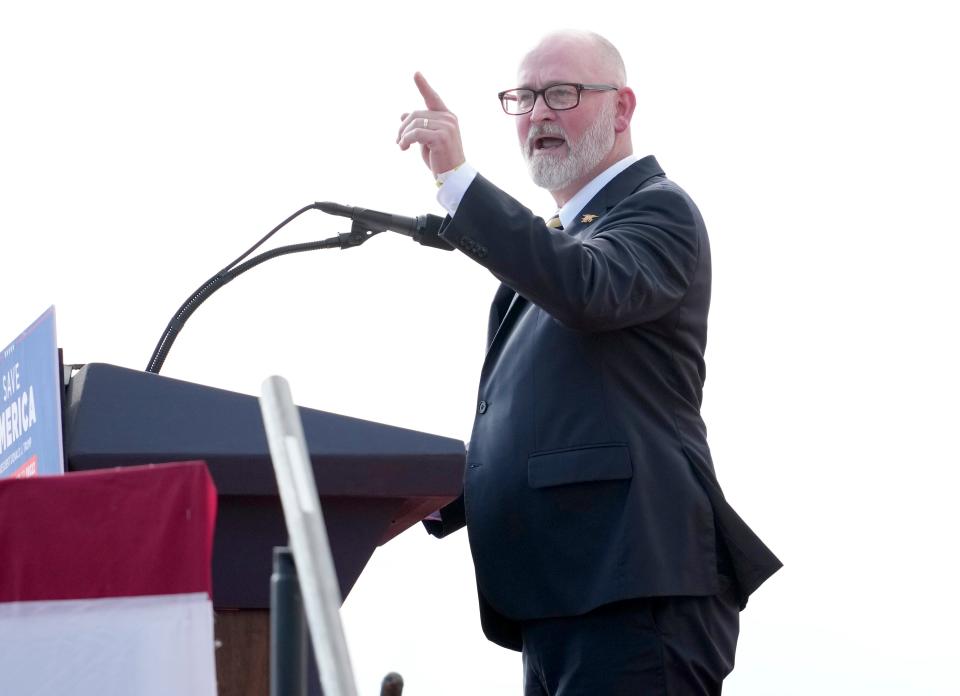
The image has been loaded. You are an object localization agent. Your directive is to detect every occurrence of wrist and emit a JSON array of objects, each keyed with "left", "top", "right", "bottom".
[
  {"left": 436, "top": 163, "right": 478, "bottom": 216},
  {"left": 435, "top": 160, "right": 467, "bottom": 186}
]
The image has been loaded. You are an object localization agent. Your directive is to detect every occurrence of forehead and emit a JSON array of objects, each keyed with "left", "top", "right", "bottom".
[{"left": 517, "top": 40, "right": 601, "bottom": 87}]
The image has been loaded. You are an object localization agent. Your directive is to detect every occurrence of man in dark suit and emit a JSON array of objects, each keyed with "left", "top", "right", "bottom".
[{"left": 397, "top": 30, "right": 781, "bottom": 695}]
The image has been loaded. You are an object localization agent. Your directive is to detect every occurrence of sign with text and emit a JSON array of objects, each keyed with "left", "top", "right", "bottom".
[{"left": 1, "top": 307, "right": 64, "bottom": 479}]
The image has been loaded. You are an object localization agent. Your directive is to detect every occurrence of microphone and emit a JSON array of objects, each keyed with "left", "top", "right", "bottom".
[{"left": 314, "top": 202, "right": 453, "bottom": 251}]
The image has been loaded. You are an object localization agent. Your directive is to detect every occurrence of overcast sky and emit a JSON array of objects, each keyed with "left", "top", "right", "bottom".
[{"left": 2, "top": 1, "right": 958, "bottom": 694}]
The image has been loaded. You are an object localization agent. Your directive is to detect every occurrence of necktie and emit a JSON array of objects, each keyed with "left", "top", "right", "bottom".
[{"left": 546, "top": 214, "right": 563, "bottom": 230}]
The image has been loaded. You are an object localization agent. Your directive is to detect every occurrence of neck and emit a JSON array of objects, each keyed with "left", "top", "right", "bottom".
[{"left": 550, "top": 142, "right": 633, "bottom": 206}]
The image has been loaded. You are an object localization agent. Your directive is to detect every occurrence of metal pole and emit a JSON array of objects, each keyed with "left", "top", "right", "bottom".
[
  {"left": 271, "top": 547, "right": 307, "bottom": 696},
  {"left": 379, "top": 672, "right": 404, "bottom": 696},
  {"left": 260, "top": 375, "right": 358, "bottom": 696}
]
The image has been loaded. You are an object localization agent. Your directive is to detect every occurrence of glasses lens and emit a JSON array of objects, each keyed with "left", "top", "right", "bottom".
[
  {"left": 544, "top": 84, "right": 579, "bottom": 110},
  {"left": 502, "top": 89, "right": 535, "bottom": 114}
]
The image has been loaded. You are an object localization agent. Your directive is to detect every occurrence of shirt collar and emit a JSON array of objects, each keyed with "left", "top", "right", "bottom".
[{"left": 557, "top": 155, "right": 639, "bottom": 230}]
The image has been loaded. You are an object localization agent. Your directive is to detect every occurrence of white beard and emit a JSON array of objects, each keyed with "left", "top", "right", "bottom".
[{"left": 522, "top": 100, "right": 617, "bottom": 192}]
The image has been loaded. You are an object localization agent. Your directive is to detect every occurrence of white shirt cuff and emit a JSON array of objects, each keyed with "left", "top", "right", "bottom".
[{"left": 436, "top": 163, "right": 478, "bottom": 217}]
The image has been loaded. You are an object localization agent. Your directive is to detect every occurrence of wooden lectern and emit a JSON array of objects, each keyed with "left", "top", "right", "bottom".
[{"left": 62, "top": 363, "right": 465, "bottom": 696}]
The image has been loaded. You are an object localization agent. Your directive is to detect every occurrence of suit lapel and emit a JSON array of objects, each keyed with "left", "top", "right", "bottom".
[
  {"left": 485, "top": 287, "right": 528, "bottom": 359},
  {"left": 486, "top": 283, "right": 517, "bottom": 346},
  {"left": 562, "top": 155, "right": 665, "bottom": 237}
]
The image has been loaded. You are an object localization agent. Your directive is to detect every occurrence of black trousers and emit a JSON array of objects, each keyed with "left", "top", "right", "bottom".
[{"left": 520, "top": 583, "right": 740, "bottom": 696}]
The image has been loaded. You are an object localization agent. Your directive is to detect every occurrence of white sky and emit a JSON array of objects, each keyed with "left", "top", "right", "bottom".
[{"left": 2, "top": 1, "right": 958, "bottom": 694}]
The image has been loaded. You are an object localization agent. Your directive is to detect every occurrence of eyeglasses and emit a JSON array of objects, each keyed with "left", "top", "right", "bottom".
[{"left": 498, "top": 83, "right": 618, "bottom": 115}]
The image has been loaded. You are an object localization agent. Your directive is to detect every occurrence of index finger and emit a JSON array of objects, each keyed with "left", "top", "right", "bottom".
[{"left": 414, "top": 72, "right": 449, "bottom": 112}]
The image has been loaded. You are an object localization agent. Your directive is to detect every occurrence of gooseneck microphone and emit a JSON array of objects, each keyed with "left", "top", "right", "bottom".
[
  {"left": 314, "top": 202, "right": 418, "bottom": 233},
  {"left": 314, "top": 202, "right": 453, "bottom": 251},
  {"left": 145, "top": 200, "right": 453, "bottom": 374}
]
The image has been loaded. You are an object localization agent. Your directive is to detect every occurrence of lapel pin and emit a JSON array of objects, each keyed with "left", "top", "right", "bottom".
[{"left": 580, "top": 213, "right": 599, "bottom": 224}]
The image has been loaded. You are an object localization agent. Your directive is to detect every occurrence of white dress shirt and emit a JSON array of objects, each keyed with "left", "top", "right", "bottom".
[{"left": 436, "top": 155, "right": 639, "bottom": 224}]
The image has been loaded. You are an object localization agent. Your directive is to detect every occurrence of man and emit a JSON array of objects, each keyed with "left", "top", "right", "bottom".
[{"left": 397, "top": 31, "right": 781, "bottom": 695}]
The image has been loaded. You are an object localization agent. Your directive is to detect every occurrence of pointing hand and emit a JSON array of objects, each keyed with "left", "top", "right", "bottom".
[{"left": 397, "top": 72, "right": 466, "bottom": 177}]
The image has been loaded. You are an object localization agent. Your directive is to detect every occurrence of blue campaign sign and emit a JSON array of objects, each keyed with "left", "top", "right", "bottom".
[{"left": 0, "top": 306, "right": 64, "bottom": 478}]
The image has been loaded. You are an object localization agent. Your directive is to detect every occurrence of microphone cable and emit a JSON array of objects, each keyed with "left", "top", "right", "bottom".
[{"left": 146, "top": 203, "right": 365, "bottom": 374}]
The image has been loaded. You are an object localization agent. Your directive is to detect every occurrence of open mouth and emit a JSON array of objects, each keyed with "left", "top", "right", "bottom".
[{"left": 534, "top": 136, "right": 566, "bottom": 151}]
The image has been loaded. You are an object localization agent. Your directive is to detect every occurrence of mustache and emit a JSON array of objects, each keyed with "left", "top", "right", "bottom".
[{"left": 525, "top": 123, "right": 567, "bottom": 154}]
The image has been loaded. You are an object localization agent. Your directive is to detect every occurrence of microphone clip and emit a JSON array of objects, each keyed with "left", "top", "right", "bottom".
[{"left": 335, "top": 221, "right": 383, "bottom": 249}]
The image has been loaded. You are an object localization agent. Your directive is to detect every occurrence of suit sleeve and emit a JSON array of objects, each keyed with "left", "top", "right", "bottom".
[
  {"left": 422, "top": 494, "right": 466, "bottom": 538},
  {"left": 439, "top": 175, "right": 703, "bottom": 332}
]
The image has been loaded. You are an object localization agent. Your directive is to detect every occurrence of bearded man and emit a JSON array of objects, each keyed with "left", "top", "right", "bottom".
[{"left": 398, "top": 30, "right": 781, "bottom": 695}]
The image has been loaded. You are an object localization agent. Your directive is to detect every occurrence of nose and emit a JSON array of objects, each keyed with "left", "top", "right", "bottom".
[{"left": 529, "top": 92, "right": 556, "bottom": 122}]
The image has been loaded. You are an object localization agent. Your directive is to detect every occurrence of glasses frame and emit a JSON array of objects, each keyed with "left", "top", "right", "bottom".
[{"left": 497, "top": 83, "right": 619, "bottom": 115}]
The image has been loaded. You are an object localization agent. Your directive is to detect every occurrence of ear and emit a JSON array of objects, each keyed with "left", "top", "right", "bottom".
[{"left": 614, "top": 86, "right": 637, "bottom": 133}]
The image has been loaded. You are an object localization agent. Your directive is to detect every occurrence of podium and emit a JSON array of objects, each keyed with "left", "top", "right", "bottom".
[{"left": 62, "top": 363, "right": 465, "bottom": 695}]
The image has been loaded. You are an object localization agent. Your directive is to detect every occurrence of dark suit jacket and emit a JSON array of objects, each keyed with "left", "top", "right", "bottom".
[{"left": 426, "top": 155, "right": 781, "bottom": 650}]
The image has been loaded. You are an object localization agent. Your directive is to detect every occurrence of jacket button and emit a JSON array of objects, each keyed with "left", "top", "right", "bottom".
[{"left": 478, "top": 400, "right": 488, "bottom": 414}]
